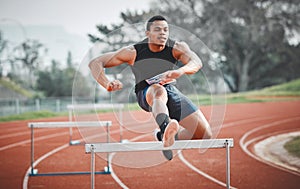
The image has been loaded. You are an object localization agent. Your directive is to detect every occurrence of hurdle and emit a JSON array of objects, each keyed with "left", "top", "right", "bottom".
[
  {"left": 28, "top": 121, "right": 112, "bottom": 176},
  {"left": 85, "top": 138, "right": 234, "bottom": 189},
  {"left": 67, "top": 103, "right": 124, "bottom": 144}
]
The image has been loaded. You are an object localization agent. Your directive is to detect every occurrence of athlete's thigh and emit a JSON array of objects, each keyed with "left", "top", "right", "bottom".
[{"left": 179, "top": 110, "right": 211, "bottom": 139}]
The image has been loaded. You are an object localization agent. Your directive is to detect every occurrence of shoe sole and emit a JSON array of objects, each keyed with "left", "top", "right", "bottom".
[
  {"left": 163, "top": 120, "right": 179, "bottom": 147},
  {"left": 162, "top": 150, "right": 173, "bottom": 160},
  {"left": 153, "top": 129, "right": 174, "bottom": 160}
]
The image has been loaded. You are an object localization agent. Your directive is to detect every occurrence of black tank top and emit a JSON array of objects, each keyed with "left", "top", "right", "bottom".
[{"left": 131, "top": 38, "right": 177, "bottom": 92}]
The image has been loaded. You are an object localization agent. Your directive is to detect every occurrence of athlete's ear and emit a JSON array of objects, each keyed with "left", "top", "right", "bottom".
[{"left": 145, "top": 30, "right": 150, "bottom": 37}]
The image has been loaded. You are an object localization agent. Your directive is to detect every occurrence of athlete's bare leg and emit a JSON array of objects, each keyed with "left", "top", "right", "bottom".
[
  {"left": 145, "top": 84, "right": 168, "bottom": 118},
  {"left": 146, "top": 84, "right": 179, "bottom": 147},
  {"left": 146, "top": 84, "right": 211, "bottom": 146},
  {"left": 177, "top": 110, "right": 212, "bottom": 140}
]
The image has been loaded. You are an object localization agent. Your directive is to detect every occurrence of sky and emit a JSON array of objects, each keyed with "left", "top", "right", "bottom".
[
  {"left": 0, "top": 0, "right": 153, "bottom": 67},
  {"left": 0, "top": 0, "right": 152, "bottom": 37}
]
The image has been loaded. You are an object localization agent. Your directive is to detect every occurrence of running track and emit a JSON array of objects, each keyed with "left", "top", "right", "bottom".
[{"left": 0, "top": 101, "right": 300, "bottom": 189}]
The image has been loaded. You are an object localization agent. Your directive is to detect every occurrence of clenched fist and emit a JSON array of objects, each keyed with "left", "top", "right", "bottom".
[{"left": 106, "top": 80, "right": 123, "bottom": 92}]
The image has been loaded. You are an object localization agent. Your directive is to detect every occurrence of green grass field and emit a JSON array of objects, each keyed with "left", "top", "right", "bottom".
[
  {"left": 0, "top": 111, "right": 62, "bottom": 122},
  {"left": 1, "top": 78, "right": 300, "bottom": 122},
  {"left": 190, "top": 79, "right": 300, "bottom": 105},
  {"left": 284, "top": 136, "right": 300, "bottom": 158}
]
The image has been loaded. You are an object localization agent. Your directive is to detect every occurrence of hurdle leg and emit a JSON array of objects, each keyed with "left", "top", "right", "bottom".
[
  {"left": 68, "top": 108, "right": 79, "bottom": 145},
  {"left": 91, "top": 145, "right": 95, "bottom": 189},
  {"left": 119, "top": 107, "right": 123, "bottom": 142},
  {"left": 68, "top": 108, "right": 73, "bottom": 144},
  {"left": 68, "top": 108, "right": 77, "bottom": 145},
  {"left": 106, "top": 123, "right": 111, "bottom": 173},
  {"left": 30, "top": 124, "right": 35, "bottom": 175},
  {"left": 69, "top": 127, "right": 73, "bottom": 144},
  {"left": 68, "top": 108, "right": 73, "bottom": 121},
  {"left": 225, "top": 140, "right": 231, "bottom": 189}
]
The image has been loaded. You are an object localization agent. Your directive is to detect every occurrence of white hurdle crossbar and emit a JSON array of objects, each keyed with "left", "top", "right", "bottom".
[
  {"left": 67, "top": 103, "right": 124, "bottom": 143},
  {"left": 85, "top": 138, "right": 234, "bottom": 189},
  {"left": 28, "top": 121, "right": 112, "bottom": 176}
]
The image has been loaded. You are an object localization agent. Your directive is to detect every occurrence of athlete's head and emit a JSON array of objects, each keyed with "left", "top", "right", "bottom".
[{"left": 146, "top": 15, "right": 169, "bottom": 46}]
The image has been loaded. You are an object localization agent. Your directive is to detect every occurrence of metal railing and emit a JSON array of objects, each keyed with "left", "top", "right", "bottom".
[{"left": 0, "top": 97, "right": 98, "bottom": 116}]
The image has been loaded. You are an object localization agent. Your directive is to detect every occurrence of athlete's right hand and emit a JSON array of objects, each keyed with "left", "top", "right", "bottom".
[{"left": 106, "top": 80, "right": 123, "bottom": 92}]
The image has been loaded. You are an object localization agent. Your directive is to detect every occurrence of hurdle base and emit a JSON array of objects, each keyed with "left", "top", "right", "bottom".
[
  {"left": 29, "top": 167, "right": 111, "bottom": 176},
  {"left": 29, "top": 169, "right": 38, "bottom": 176},
  {"left": 69, "top": 140, "right": 81, "bottom": 145},
  {"left": 121, "top": 139, "right": 129, "bottom": 143}
]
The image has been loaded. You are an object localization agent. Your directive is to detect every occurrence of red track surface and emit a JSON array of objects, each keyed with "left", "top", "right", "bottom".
[{"left": 1, "top": 101, "right": 300, "bottom": 189}]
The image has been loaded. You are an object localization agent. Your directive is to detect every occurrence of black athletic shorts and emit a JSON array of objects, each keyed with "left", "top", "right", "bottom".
[{"left": 136, "top": 84, "right": 198, "bottom": 122}]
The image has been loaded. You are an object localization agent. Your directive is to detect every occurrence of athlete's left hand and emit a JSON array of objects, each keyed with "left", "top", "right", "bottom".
[{"left": 160, "top": 69, "right": 184, "bottom": 85}]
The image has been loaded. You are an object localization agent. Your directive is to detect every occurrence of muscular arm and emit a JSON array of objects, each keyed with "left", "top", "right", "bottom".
[
  {"left": 174, "top": 41, "right": 202, "bottom": 75},
  {"left": 160, "top": 41, "right": 202, "bottom": 84},
  {"left": 88, "top": 46, "right": 136, "bottom": 91}
]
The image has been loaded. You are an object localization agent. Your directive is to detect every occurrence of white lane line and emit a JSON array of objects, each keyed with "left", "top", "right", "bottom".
[
  {"left": 0, "top": 126, "right": 28, "bottom": 133},
  {"left": 21, "top": 115, "right": 282, "bottom": 189},
  {"left": 178, "top": 151, "right": 237, "bottom": 189},
  {"left": 108, "top": 154, "right": 129, "bottom": 189},
  {"left": 219, "top": 116, "right": 276, "bottom": 129},
  {"left": 239, "top": 116, "right": 300, "bottom": 176},
  {"left": 0, "top": 130, "right": 35, "bottom": 140},
  {"left": 177, "top": 116, "right": 277, "bottom": 189},
  {"left": 253, "top": 131, "right": 300, "bottom": 175},
  {"left": 108, "top": 116, "right": 276, "bottom": 189},
  {"left": 0, "top": 132, "right": 69, "bottom": 151},
  {"left": 109, "top": 133, "right": 151, "bottom": 189},
  {"left": 0, "top": 126, "right": 111, "bottom": 151},
  {"left": 0, "top": 129, "right": 60, "bottom": 140},
  {"left": 22, "top": 143, "right": 69, "bottom": 189},
  {"left": 240, "top": 117, "right": 300, "bottom": 154},
  {"left": 22, "top": 128, "right": 127, "bottom": 189}
]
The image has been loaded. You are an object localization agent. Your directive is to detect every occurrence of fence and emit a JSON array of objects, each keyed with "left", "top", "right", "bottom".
[{"left": 0, "top": 97, "right": 100, "bottom": 117}]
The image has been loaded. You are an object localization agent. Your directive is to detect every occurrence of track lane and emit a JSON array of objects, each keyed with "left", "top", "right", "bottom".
[
  {"left": 1, "top": 101, "right": 300, "bottom": 189},
  {"left": 22, "top": 101, "right": 300, "bottom": 188},
  {"left": 179, "top": 101, "right": 300, "bottom": 189}
]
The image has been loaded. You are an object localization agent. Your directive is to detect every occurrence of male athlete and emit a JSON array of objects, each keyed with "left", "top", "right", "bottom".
[{"left": 89, "top": 15, "right": 212, "bottom": 160}]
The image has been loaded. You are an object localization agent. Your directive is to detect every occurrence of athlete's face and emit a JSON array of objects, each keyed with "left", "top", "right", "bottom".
[{"left": 146, "top": 20, "right": 169, "bottom": 46}]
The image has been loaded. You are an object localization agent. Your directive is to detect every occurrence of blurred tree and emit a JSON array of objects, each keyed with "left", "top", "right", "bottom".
[
  {"left": 36, "top": 60, "right": 61, "bottom": 96},
  {"left": 13, "top": 39, "right": 47, "bottom": 89},
  {"left": 88, "top": 0, "right": 300, "bottom": 93},
  {"left": 88, "top": 10, "right": 154, "bottom": 47},
  {"left": 36, "top": 52, "right": 91, "bottom": 97},
  {"left": 36, "top": 65, "right": 54, "bottom": 96},
  {"left": 66, "top": 51, "right": 72, "bottom": 68},
  {"left": 153, "top": 0, "right": 300, "bottom": 92},
  {"left": 197, "top": 0, "right": 300, "bottom": 91},
  {"left": 0, "top": 31, "right": 8, "bottom": 78}
]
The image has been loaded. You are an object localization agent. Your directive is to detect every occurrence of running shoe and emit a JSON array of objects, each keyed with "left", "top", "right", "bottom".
[
  {"left": 162, "top": 119, "right": 180, "bottom": 147},
  {"left": 154, "top": 128, "right": 173, "bottom": 160}
]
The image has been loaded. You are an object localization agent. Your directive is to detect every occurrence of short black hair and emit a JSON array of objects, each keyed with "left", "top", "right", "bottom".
[{"left": 146, "top": 15, "right": 167, "bottom": 31}]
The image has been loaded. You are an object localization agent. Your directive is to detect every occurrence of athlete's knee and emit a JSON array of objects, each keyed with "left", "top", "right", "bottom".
[{"left": 150, "top": 84, "right": 167, "bottom": 99}]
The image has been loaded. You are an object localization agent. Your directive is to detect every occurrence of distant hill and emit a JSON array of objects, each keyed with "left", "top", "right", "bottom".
[
  {"left": 0, "top": 24, "right": 91, "bottom": 65},
  {"left": 259, "top": 78, "right": 300, "bottom": 96},
  {"left": 0, "top": 78, "right": 32, "bottom": 99},
  {"left": 236, "top": 78, "right": 300, "bottom": 98}
]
